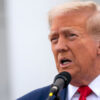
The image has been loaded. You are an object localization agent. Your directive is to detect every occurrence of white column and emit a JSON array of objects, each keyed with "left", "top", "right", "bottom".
[{"left": 0, "top": 0, "right": 10, "bottom": 100}]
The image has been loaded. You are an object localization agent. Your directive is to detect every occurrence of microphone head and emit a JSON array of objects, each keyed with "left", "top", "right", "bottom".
[{"left": 54, "top": 71, "right": 72, "bottom": 88}]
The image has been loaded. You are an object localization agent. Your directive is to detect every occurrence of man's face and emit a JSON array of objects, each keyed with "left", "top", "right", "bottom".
[{"left": 49, "top": 13, "right": 98, "bottom": 86}]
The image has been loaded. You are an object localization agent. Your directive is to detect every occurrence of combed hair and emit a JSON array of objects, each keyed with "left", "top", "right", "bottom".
[
  {"left": 86, "top": 7, "right": 100, "bottom": 40},
  {"left": 48, "top": 1, "right": 100, "bottom": 40}
]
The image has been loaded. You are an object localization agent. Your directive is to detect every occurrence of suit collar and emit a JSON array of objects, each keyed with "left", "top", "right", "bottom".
[{"left": 59, "top": 87, "right": 67, "bottom": 100}]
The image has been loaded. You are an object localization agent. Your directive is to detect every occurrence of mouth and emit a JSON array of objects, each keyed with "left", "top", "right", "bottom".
[{"left": 59, "top": 58, "right": 72, "bottom": 68}]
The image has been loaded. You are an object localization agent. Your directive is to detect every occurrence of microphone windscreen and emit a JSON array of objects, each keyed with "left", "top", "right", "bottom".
[{"left": 54, "top": 71, "right": 71, "bottom": 87}]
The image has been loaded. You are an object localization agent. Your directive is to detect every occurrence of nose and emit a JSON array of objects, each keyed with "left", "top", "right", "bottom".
[{"left": 55, "top": 37, "right": 69, "bottom": 53}]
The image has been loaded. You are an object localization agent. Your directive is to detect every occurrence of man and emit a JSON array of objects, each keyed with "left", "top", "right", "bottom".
[{"left": 18, "top": 1, "right": 100, "bottom": 100}]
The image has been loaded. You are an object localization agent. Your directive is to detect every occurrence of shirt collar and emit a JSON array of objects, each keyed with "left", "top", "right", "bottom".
[
  {"left": 67, "top": 84, "right": 78, "bottom": 100},
  {"left": 67, "top": 75, "right": 100, "bottom": 100},
  {"left": 89, "top": 75, "right": 100, "bottom": 97}
]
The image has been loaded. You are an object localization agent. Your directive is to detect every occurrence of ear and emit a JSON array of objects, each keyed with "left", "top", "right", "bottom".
[{"left": 97, "top": 41, "right": 100, "bottom": 55}]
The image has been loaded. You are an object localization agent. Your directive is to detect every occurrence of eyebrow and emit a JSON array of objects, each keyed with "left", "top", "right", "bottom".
[
  {"left": 48, "top": 27, "right": 79, "bottom": 39},
  {"left": 49, "top": 27, "right": 73, "bottom": 36},
  {"left": 48, "top": 31, "right": 58, "bottom": 40}
]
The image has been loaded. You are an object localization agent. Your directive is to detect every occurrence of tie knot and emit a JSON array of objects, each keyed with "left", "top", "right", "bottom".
[{"left": 78, "top": 86, "right": 92, "bottom": 97}]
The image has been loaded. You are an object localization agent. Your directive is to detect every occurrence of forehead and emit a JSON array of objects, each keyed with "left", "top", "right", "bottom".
[{"left": 50, "top": 12, "right": 89, "bottom": 33}]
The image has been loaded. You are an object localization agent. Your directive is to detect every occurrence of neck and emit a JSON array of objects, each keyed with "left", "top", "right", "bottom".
[
  {"left": 70, "top": 71, "right": 100, "bottom": 87},
  {"left": 71, "top": 58, "right": 100, "bottom": 87}
]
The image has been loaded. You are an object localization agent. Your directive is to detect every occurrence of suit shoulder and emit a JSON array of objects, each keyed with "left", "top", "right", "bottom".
[{"left": 17, "top": 85, "right": 51, "bottom": 100}]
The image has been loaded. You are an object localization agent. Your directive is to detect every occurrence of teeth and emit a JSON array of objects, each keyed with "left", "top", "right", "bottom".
[
  {"left": 61, "top": 59, "right": 71, "bottom": 65},
  {"left": 63, "top": 62, "right": 69, "bottom": 64}
]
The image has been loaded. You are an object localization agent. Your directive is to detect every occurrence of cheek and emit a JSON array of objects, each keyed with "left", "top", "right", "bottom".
[{"left": 71, "top": 42, "right": 96, "bottom": 68}]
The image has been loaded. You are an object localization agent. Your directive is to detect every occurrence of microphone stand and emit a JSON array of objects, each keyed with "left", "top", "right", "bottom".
[{"left": 47, "top": 71, "right": 71, "bottom": 100}]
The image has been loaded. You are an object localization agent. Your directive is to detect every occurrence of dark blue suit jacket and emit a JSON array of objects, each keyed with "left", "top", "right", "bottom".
[{"left": 17, "top": 85, "right": 67, "bottom": 100}]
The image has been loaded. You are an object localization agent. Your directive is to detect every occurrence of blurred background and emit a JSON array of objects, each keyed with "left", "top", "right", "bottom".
[{"left": 0, "top": 0, "right": 100, "bottom": 100}]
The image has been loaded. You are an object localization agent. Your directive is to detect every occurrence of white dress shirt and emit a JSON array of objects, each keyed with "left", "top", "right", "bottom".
[{"left": 66, "top": 75, "right": 100, "bottom": 100}]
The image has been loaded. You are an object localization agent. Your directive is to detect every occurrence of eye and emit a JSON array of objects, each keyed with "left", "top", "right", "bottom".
[
  {"left": 69, "top": 33, "right": 77, "bottom": 37},
  {"left": 67, "top": 33, "right": 78, "bottom": 41},
  {"left": 68, "top": 33, "right": 78, "bottom": 40},
  {"left": 50, "top": 37, "right": 58, "bottom": 43}
]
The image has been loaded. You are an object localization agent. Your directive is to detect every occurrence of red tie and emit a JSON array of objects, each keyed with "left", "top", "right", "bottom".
[{"left": 78, "top": 86, "right": 92, "bottom": 100}]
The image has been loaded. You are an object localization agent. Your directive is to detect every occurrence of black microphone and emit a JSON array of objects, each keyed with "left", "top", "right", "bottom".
[{"left": 47, "top": 71, "right": 71, "bottom": 100}]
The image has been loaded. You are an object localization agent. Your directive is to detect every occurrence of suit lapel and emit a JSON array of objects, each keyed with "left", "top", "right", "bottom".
[{"left": 59, "top": 87, "right": 67, "bottom": 100}]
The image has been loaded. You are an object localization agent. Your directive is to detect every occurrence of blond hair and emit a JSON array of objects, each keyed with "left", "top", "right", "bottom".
[
  {"left": 48, "top": 1, "right": 100, "bottom": 40},
  {"left": 86, "top": 7, "right": 100, "bottom": 40}
]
